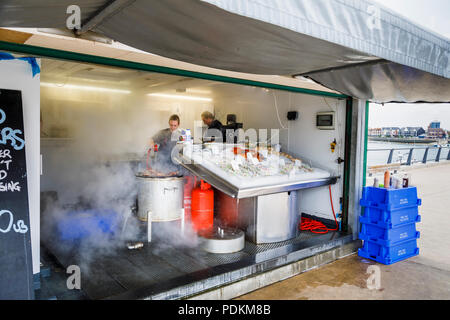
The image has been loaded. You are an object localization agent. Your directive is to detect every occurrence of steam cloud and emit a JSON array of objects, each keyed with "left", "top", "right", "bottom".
[{"left": 40, "top": 91, "right": 200, "bottom": 274}]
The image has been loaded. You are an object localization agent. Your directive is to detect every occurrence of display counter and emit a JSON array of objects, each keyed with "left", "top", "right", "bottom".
[{"left": 175, "top": 143, "right": 339, "bottom": 199}]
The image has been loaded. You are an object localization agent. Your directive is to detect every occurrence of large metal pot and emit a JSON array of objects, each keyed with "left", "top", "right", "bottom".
[{"left": 136, "top": 175, "right": 184, "bottom": 222}]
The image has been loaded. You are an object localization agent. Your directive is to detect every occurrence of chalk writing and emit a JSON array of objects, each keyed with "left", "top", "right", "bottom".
[
  {"left": 13, "top": 220, "right": 28, "bottom": 234},
  {"left": 0, "top": 209, "right": 28, "bottom": 234},
  {"left": 0, "top": 108, "right": 5, "bottom": 124},
  {"left": 0, "top": 149, "right": 11, "bottom": 158},
  {"left": 0, "top": 209, "right": 13, "bottom": 233},
  {"left": 0, "top": 148, "right": 21, "bottom": 192},
  {"left": 0, "top": 181, "right": 21, "bottom": 192},
  {"left": 0, "top": 127, "right": 25, "bottom": 151},
  {"left": 0, "top": 107, "right": 25, "bottom": 151},
  {"left": 0, "top": 159, "right": 12, "bottom": 170},
  {"left": 0, "top": 149, "right": 13, "bottom": 173}
]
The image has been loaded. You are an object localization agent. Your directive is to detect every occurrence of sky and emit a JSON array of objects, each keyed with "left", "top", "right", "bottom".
[{"left": 368, "top": 0, "right": 450, "bottom": 130}]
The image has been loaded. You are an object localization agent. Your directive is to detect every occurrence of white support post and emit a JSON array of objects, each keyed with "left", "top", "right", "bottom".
[
  {"left": 348, "top": 99, "right": 367, "bottom": 240},
  {"left": 147, "top": 211, "right": 152, "bottom": 243},
  {"left": 180, "top": 208, "right": 185, "bottom": 234}
]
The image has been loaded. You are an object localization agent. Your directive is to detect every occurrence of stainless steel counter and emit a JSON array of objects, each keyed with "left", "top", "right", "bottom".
[{"left": 175, "top": 153, "right": 339, "bottom": 199}]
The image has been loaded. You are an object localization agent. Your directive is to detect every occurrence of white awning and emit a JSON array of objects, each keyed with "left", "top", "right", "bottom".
[{"left": 1, "top": 0, "right": 449, "bottom": 102}]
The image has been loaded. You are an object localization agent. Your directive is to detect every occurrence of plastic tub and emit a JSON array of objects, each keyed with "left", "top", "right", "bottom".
[
  {"left": 360, "top": 207, "right": 421, "bottom": 228},
  {"left": 360, "top": 186, "right": 421, "bottom": 211},
  {"left": 358, "top": 237, "right": 419, "bottom": 265},
  {"left": 359, "top": 221, "right": 420, "bottom": 246}
]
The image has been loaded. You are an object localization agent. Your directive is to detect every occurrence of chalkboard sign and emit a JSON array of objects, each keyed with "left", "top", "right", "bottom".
[{"left": 0, "top": 89, "right": 34, "bottom": 300}]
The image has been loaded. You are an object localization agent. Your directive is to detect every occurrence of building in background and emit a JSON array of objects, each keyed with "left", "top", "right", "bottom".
[
  {"left": 370, "top": 127, "right": 429, "bottom": 138},
  {"left": 381, "top": 127, "right": 400, "bottom": 137},
  {"left": 399, "top": 127, "right": 425, "bottom": 137},
  {"left": 368, "top": 128, "right": 382, "bottom": 136},
  {"left": 416, "top": 127, "right": 426, "bottom": 137},
  {"left": 429, "top": 121, "right": 441, "bottom": 129},
  {"left": 427, "top": 121, "right": 446, "bottom": 139}
]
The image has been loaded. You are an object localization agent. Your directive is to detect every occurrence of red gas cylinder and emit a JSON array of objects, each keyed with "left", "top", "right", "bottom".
[
  {"left": 183, "top": 176, "right": 195, "bottom": 224},
  {"left": 191, "top": 180, "right": 214, "bottom": 232}
]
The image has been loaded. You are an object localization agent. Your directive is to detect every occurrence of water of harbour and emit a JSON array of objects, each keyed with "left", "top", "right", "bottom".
[{"left": 367, "top": 140, "right": 449, "bottom": 167}]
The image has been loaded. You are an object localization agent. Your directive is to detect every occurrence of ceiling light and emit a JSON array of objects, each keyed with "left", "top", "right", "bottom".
[
  {"left": 40, "top": 82, "right": 131, "bottom": 94},
  {"left": 186, "top": 88, "right": 212, "bottom": 94},
  {"left": 147, "top": 93, "right": 212, "bottom": 102}
]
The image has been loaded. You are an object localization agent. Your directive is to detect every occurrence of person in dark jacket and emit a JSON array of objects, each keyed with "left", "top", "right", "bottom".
[{"left": 201, "top": 111, "right": 223, "bottom": 142}]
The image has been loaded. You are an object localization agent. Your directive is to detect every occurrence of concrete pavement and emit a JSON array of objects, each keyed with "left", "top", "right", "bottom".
[{"left": 236, "top": 162, "right": 450, "bottom": 300}]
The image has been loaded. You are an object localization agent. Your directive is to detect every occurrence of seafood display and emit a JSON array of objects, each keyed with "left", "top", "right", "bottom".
[{"left": 181, "top": 143, "right": 331, "bottom": 189}]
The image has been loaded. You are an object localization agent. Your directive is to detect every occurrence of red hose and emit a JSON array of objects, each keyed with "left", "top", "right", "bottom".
[{"left": 299, "top": 185, "right": 339, "bottom": 234}]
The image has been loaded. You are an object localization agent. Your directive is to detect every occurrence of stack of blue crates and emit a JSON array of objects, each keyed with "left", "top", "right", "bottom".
[{"left": 358, "top": 186, "right": 421, "bottom": 265}]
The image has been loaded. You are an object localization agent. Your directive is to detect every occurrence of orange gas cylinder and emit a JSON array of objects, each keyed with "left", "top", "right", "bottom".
[{"left": 191, "top": 180, "right": 214, "bottom": 232}]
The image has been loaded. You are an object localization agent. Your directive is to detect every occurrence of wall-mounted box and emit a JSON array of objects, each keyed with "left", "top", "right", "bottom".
[{"left": 316, "top": 111, "right": 335, "bottom": 130}]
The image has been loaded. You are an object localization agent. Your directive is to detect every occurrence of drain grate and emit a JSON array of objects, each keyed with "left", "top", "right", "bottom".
[
  {"left": 243, "top": 232, "right": 324, "bottom": 255},
  {"left": 44, "top": 230, "right": 347, "bottom": 299}
]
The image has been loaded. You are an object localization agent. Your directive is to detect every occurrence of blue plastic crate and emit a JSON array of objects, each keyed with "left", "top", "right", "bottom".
[
  {"left": 359, "top": 221, "right": 420, "bottom": 246},
  {"left": 360, "top": 186, "right": 421, "bottom": 211},
  {"left": 360, "top": 207, "right": 421, "bottom": 228},
  {"left": 358, "top": 237, "right": 419, "bottom": 265},
  {"left": 57, "top": 209, "right": 121, "bottom": 241}
]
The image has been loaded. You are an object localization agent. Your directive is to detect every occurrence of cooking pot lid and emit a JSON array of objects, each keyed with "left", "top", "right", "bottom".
[
  {"left": 198, "top": 227, "right": 245, "bottom": 254},
  {"left": 136, "top": 171, "right": 183, "bottom": 179},
  {"left": 199, "top": 226, "right": 244, "bottom": 240}
]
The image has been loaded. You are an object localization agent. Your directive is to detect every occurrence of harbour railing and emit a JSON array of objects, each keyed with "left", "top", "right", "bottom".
[{"left": 367, "top": 145, "right": 450, "bottom": 167}]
